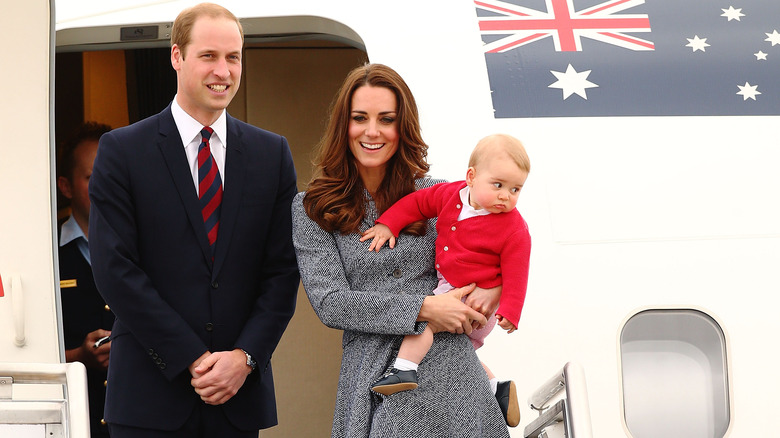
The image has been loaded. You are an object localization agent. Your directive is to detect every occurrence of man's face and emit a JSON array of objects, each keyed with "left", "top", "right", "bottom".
[
  {"left": 171, "top": 15, "right": 242, "bottom": 126},
  {"left": 59, "top": 139, "right": 98, "bottom": 226}
]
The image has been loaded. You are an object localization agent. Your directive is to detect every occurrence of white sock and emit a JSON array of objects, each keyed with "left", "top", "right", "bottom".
[
  {"left": 393, "top": 358, "right": 419, "bottom": 371},
  {"left": 490, "top": 378, "right": 499, "bottom": 395}
]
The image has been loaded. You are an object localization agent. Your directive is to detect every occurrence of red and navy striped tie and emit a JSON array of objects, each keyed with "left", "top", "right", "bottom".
[{"left": 198, "top": 127, "right": 222, "bottom": 258}]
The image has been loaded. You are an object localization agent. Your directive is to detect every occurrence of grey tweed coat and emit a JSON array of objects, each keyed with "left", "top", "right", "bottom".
[{"left": 292, "top": 179, "right": 510, "bottom": 438}]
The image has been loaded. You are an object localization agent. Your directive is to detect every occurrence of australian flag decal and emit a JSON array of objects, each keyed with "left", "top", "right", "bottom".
[{"left": 476, "top": 0, "right": 780, "bottom": 117}]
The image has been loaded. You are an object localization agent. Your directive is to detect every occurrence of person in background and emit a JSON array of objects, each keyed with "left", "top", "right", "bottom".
[
  {"left": 57, "top": 121, "right": 114, "bottom": 438},
  {"left": 292, "top": 63, "right": 510, "bottom": 437},
  {"left": 362, "top": 133, "right": 532, "bottom": 427},
  {"left": 88, "top": 3, "right": 299, "bottom": 437}
]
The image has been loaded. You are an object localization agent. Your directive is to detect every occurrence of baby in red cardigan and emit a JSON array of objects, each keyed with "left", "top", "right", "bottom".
[{"left": 361, "top": 133, "right": 531, "bottom": 427}]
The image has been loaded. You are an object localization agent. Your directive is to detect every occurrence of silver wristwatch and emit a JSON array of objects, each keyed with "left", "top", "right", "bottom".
[{"left": 241, "top": 349, "right": 257, "bottom": 371}]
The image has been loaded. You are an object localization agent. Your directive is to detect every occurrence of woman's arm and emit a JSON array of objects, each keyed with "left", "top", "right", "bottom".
[
  {"left": 292, "top": 195, "right": 428, "bottom": 335},
  {"left": 293, "top": 192, "right": 487, "bottom": 337}
]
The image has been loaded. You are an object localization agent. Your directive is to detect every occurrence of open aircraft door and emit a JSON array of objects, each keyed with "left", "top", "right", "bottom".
[
  {"left": 0, "top": 0, "right": 61, "bottom": 362},
  {"left": 0, "top": 1, "right": 62, "bottom": 370},
  {"left": 0, "top": 1, "right": 91, "bottom": 436}
]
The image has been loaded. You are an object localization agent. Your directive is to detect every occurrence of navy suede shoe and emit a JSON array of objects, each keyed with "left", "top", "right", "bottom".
[
  {"left": 496, "top": 380, "right": 520, "bottom": 427},
  {"left": 370, "top": 368, "right": 419, "bottom": 396}
]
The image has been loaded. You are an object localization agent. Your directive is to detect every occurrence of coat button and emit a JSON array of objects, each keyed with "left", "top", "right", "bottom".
[
  {"left": 211, "top": 281, "right": 219, "bottom": 289},
  {"left": 147, "top": 349, "right": 154, "bottom": 355},
  {"left": 104, "top": 304, "right": 111, "bottom": 311},
  {"left": 160, "top": 363, "right": 167, "bottom": 370},
  {"left": 392, "top": 269, "right": 403, "bottom": 278},
  {"left": 154, "top": 358, "right": 162, "bottom": 365},
  {"left": 103, "top": 380, "right": 108, "bottom": 387},
  {"left": 100, "top": 419, "right": 106, "bottom": 426},
  {"left": 205, "top": 323, "right": 214, "bottom": 332}
]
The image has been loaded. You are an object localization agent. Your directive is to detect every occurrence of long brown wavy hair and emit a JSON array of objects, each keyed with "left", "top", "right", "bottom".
[{"left": 303, "top": 63, "right": 430, "bottom": 235}]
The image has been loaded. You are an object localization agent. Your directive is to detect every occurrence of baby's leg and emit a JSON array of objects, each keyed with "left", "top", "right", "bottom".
[
  {"left": 482, "top": 361, "right": 496, "bottom": 380},
  {"left": 398, "top": 325, "right": 434, "bottom": 364},
  {"left": 371, "top": 327, "right": 433, "bottom": 396},
  {"left": 482, "top": 359, "right": 520, "bottom": 427}
]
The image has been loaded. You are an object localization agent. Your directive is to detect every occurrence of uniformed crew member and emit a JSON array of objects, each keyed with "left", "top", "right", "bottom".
[{"left": 57, "top": 121, "right": 114, "bottom": 438}]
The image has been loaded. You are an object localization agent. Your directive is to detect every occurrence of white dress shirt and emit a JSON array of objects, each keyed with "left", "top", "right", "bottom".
[
  {"left": 60, "top": 215, "right": 90, "bottom": 265},
  {"left": 171, "top": 97, "right": 227, "bottom": 195}
]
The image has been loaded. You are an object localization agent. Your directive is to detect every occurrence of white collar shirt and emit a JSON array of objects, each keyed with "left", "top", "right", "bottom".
[
  {"left": 171, "top": 97, "right": 227, "bottom": 195},
  {"left": 60, "top": 215, "right": 90, "bottom": 265},
  {"left": 458, "top": 185, "right": 493, "bottom": 221}
]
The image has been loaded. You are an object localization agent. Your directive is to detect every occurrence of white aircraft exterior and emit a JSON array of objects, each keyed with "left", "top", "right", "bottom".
[{"left": 2, "top": 1, "right": 778, "bottom": 437}]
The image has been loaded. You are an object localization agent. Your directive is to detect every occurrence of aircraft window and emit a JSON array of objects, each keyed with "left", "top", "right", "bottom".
[{"left": 619, "top": 308, "right": 730, "bottom": 437}]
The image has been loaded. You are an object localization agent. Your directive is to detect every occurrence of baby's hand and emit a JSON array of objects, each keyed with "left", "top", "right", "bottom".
[
  {"left": 360, "top": 224, "right": 396, "bottom": 252},
  {"left": 496, "top": 314, "right": 516, "bottom": 334}
]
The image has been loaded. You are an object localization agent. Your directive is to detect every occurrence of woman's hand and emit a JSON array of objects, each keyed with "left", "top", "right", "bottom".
[
  {"left": 418, "top": 284, "right": 487, "bottom": 334},
  {"left": 464, "top": 285, "right": 501, "bottom": 330},
  {"left": 464, "top": 285, "right": 501, "bottom": 316}
]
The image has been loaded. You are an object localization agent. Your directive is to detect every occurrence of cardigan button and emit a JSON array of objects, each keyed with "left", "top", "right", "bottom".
[
  {"left": 443, "top": 246, "right": 449, "bottom": 251},
  {"left": 451, "top": 226, "right": 456, "bottom": 231}
]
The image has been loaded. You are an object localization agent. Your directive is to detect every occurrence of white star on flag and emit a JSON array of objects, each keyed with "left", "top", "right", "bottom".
[
  {"left": 686, "top": 35, "right": 710, "bottom": 52},
  {"left": 548, "top": 64, "right": 599, "bottom": 100},
  {"left": 754, "top": 51, "right": 767, "bottom": 60},
  {"left": 765, "top": 30, "right": 780, "bottom": 46},
  {"left": 721, "top": 6, "right": 744, "bottom": 21},
  {"left": 737, "top": 82, "right": 761, "bottom": 101}
]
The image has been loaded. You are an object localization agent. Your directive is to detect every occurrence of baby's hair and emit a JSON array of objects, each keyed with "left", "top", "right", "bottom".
[{"left": 468, "top": 133, "right": 530, "bottom": 173}]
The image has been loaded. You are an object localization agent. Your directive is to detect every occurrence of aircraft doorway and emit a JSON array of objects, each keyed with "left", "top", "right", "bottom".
[{"left": 55, "top": 21, "right": 367, "bottom": 437}]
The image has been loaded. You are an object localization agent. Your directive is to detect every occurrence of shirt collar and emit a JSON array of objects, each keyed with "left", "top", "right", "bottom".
[
  {"left": 60, "top": 215, "right": 86, "bottom": 247},
  {"left": 171, "top": 96, "right": 228, "bottom": 149},
  {"left": 459, "top": 186, "right": 492, "bottom": 217}
]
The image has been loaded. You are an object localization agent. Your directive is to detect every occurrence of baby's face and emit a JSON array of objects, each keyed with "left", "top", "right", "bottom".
[{"left": 466, "top": 154, "right": 528, "bottom": 214}]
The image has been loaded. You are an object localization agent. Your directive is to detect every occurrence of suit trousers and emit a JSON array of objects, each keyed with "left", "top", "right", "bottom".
[{"left": 107, "top": 402, "right": 257, "bottom": 438}]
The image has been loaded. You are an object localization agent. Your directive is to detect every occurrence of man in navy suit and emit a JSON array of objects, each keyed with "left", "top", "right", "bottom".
[{"left": 88, "top": 3, "right": 299, "bottom": 437}]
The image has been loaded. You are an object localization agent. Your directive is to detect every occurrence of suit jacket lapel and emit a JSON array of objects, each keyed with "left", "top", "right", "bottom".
[
  {"left": 157, "top": 106, "right": 213, "bottom": 265},
  {"left": 212, "top": 114, "right": 244, "bottom": 277}
]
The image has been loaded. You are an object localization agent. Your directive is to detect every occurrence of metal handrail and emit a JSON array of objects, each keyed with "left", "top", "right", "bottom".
[
  {"left": 525, "top": 362, "right": 593, "bottom": 438},
  {"left": 0, "top": 362, "right": 90, "bottom": 437}
]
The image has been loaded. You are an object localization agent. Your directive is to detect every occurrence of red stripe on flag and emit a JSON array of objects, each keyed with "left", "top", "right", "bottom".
[{"left": 597, "top": 32, "right": 654, "bottom": 49}]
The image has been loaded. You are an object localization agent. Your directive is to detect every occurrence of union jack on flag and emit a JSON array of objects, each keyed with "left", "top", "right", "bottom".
[
  {"left": 477, "top": 0, "right": 654, "bottom": 53},
  {"left": 477, "top": 0, "right": 780, "bottom": 117}
]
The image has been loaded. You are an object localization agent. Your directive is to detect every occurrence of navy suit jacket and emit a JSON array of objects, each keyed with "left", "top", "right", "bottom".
[{"left": 88, "top": 105, "right": 299, "bottom": 431}]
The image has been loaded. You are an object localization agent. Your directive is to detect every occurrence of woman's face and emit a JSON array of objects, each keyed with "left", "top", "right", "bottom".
[{"left": 348, "top": 85, "right": 399, "bottom": 182}]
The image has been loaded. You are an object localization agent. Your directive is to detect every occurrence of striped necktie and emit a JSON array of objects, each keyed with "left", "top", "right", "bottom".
[{"left": 198, "top": 127, "right": 222, "bottom": 258}]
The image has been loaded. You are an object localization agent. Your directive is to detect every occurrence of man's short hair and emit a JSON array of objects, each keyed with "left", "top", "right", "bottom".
[
  {"left": 58, "top": 122, "right": 111, "bottom": 181},
  {"left": 171, "top": 2, "right": 244, "bottom": 59}
]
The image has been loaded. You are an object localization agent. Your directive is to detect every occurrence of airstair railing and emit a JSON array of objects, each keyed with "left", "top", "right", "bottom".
[
  {"left": 0, "top": 362, "right": 90, "bottom": 438},
  {"left": 524, "top": 362, "right": 593, "bottom": 438}
]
